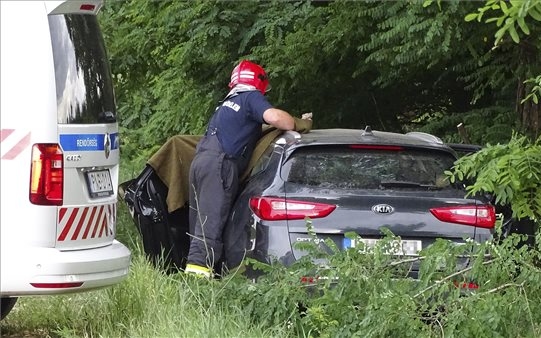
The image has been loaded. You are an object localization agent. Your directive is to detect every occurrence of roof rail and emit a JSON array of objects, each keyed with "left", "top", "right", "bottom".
[{"left": 405, "top": 131, "right": 443, "bottom": 145}]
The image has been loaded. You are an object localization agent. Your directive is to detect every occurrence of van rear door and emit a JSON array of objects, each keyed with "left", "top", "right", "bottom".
[{"left": 48, "top": 2, "right": 120, "bottom": 250}]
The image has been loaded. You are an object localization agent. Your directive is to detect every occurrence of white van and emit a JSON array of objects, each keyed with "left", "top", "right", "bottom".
[{"left": 0, "top": 0, "right": 131, "bottom": 320}]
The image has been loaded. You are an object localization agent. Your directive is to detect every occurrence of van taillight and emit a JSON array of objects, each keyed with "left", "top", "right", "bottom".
[
  {"left": 430, "top": 205, "right": 496, "bottom": 228},
  {"left": 29, "top": 144, "right": 63, "bottom": 206},
  {"left": 249, "top": 197, "right": 336, "bottom": 221}
]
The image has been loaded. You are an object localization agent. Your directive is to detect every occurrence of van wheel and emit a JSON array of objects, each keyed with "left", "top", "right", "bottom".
[{"left": 1, "top": 297, "right": 18, "bottom": 320}]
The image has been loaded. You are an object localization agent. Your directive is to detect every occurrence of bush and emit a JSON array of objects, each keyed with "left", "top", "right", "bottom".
[
  {"left": 3, "top": 222, "right": 541, "bottom": 337},
  {"left": 211, "top": 222, "right": 541, "bottom": 338}
]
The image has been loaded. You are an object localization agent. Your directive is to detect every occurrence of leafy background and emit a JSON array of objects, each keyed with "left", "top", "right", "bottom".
[{"left": 98, "top": 0, "right": 540, "bottom": 169}]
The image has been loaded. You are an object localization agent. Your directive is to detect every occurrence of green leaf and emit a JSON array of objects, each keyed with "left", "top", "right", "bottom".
[
  {"left": 508, "top": 23, "right": 520, "bottom": 43},
  {"left": 476, "top": 11, "right": 485, "bottom": 22},
  {"left": 494, "top": 27, "right": 506, "bottom": 43},
  {"left": 529, "top": 7, "right": 541, "bottom": 21},
  {"left": 465, "top": 13, "right": 479, "bottom": 22},
  {"left": 517, "top": 17, "right": 530, "bottom": 35},
  {"left": 422, "top": 0, "right": 433, "bottom": 8},
  {"left": 510, "top": 0, "right": 524, "bottom": 7},
  {"left": 500, "top": 1, "right": 509, "bottom": 14}
]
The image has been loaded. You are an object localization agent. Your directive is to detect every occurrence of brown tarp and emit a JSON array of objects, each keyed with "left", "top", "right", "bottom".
[{"left": 147, "top": 118, "right": 312, "bottom": 213}]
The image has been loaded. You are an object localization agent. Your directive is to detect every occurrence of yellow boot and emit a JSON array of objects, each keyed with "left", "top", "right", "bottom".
[{"left": 185, "top": 264, "right": 212, "bottom": 278}]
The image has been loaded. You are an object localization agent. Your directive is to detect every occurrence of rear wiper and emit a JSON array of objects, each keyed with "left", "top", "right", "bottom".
[{"left": 379, "top": 180, "right": 442, "bottom": 190}]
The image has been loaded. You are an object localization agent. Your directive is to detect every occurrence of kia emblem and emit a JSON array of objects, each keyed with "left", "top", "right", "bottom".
[{"left": 372, "top": 204, "right": 394, "bottom": 214}]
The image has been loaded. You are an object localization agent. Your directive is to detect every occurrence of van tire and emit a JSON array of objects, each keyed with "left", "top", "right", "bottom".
[{"left": 1, "top": 297, "right": 18, "bottom": 320}]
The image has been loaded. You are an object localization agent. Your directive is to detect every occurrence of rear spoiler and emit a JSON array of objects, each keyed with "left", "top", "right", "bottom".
[{"left": 446, "top": 143, "right": 483, "bottom": 155}]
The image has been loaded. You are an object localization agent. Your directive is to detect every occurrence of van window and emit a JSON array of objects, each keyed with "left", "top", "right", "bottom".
[{"left": 49, "top": 14, "right": 116, "bottom": 124}]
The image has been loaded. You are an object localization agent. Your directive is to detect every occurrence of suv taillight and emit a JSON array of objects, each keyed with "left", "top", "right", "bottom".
[
  {"left": 430, "top": 205, "right": 496, "bottom": 228},
  {"left": 29, "top": 144, "right": 63, "bottom": 206},
  {"left": 249, "top": 197, "right": 336, "bottom": 221}
]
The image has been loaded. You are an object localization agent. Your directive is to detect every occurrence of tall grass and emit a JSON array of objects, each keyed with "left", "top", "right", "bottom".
[
  {"left": 4, "top": 224, "right": 540, "bottom": 337},
  {"left": 0, "top": 200, "right": 288, "bottom": 338},
  {"left": 1, "top": 257, "right": 287, "bottom": 337}
]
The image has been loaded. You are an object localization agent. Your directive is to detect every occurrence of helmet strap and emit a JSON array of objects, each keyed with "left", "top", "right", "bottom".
[{"left": 222, "top": 84, "right": 258, "bottom": 102}]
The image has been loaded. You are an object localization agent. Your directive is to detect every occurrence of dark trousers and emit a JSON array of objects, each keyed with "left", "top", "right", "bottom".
[{"left": 187, "top": 135, "right": 239, "bottom": 269}]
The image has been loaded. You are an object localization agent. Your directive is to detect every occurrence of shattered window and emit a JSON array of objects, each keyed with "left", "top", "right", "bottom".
[{"left": 286, "top": 146, "right": 457, "bottom": 190}]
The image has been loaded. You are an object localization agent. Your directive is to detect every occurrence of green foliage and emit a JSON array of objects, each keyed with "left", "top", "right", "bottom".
[
  {"left": 449, "top": 133, "right": 541, "bottom": 221},
  {"left": 465, "top": 0, "right": 541, "bottom": 45},
  {"left": 464, "top": 0, "right": 541, "bottom": 137},
  {"left": 4, "top": 210, "right": 541, "bottom": 337},
  {"left": 219, "top": 228, "right": 541, "bottom": 338},
  {"left": 416, "top": 106, "right": 517, "bottom": 145},
  {"left": 522, "top": 74, "right": 541, "bottom": 104},
  {"left": 99, "top": 1, "right": 255, "bottom": 163},
  {"left": 99, "top": 0, "right": 537, "bottom": 164},
  {"left": 358, "top": 1, "right": 476, "bottom": 86}
]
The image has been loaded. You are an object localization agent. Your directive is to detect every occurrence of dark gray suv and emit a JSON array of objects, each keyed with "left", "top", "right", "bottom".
[
  {"left": 123, "top": 127, "right": 497, "bottom": 279},
  {"left": 223, "top": 127, "right": 496, "bottom": 278}
]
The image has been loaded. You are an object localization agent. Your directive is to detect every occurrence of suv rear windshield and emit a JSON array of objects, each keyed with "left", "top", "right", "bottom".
[
  {"left": 49, "top": 14, "right": 116, "bottom": 124},
  {"left": 286, "top": 146, "right": 457, "bottom": 190}
]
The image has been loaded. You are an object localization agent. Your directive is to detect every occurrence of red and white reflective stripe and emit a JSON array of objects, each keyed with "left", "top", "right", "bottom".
[
  {"left": 57, "top": 204, "right": 116, "bottom": 241},
  {"left": 1, "top": 128, "right": 31, "bottom": 160},
  {"left": 231, "top": 70, "right": 256, "bottom": 83},
  {"left": 238, "top": 70, "right": 255, "bottom": 80}
]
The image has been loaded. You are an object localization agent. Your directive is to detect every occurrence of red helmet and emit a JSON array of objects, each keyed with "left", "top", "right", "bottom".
[{"left": 228, "top": 60, "right": 270, "bottom": 94}]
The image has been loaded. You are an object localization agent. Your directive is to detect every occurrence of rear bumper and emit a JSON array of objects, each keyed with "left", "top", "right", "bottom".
[
  {"left": 252, "top": 222, "right": 487, "bottom": 284},
  {"left": 1, "top": 240, "right": 131, "bottom": 296}
]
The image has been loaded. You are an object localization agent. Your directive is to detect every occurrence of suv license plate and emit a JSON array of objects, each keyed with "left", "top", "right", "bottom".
[
  {"left": 343, "top": 238, "right": 422, "bottom": 256},
  {"left": 85, "top": 170, "right": 114, "bottom": 198}
]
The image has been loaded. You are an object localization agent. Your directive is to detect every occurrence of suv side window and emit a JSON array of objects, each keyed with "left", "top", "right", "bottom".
[{"left": 250, "top": 144, "right": 276, "bottom": 177}]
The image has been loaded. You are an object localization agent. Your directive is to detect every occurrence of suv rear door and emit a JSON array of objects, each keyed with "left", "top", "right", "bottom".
[{"left": 280, "top": 145, "right": 492, "bottom": 264}]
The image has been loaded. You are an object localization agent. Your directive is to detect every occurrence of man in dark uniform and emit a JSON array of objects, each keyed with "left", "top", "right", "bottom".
[{"left": 185, "top": 60, "right": 295, "bottom": 277}]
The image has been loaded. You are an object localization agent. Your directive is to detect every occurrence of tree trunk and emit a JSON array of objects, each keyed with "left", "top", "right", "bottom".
[
  {"left": 516, "top": 40, "right": 540, "bottom": 139},
  {"left": 517, "top": 81, "right": 540, "bottom": 139}
]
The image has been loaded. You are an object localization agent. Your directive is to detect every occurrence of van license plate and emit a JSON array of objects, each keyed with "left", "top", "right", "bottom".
[{"left": 85, "top": 170, "right": 114, "bottom": 198}]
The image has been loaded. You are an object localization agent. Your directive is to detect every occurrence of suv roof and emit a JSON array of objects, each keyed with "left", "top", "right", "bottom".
[{"left": 275, "top": 127, "right": 454, "bottom": 153}]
